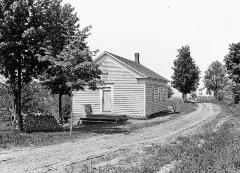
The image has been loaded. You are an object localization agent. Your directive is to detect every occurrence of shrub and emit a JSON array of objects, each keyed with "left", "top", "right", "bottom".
[{"left": 23, "top": 113, "right": 62, "bottom": 133}]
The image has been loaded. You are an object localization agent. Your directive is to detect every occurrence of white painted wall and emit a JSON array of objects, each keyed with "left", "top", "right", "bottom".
[
  {"left": 72, "top": 54, "right": 167, "bottom": 118},
  {"left": 72, "top": 89, "right": 100, "bottom": 114},
  {"left": 145, "top": 79, "right": 168, "bottom": 117}
]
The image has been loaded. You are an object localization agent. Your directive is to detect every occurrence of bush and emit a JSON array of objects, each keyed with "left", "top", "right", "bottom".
[{"left": 23, "top": 113, "right": 62, "bottom": 133}]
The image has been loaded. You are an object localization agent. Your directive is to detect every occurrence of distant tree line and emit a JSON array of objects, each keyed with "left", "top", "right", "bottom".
[{"left": 171, "top": 43, "right": 240, "bottom": 104}]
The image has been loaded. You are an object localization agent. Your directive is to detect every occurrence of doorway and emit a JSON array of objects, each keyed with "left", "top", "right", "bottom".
[{"left": 101, "top": 86, "right": 113, "bottom": 112}]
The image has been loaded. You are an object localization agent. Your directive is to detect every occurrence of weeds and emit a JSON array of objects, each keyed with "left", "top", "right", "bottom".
[
  {"left": 142, "top": 104, "right": 240, "bottom": 173},
  {"left": 84, "top": 103, "right": 240, "bottom": 173}
]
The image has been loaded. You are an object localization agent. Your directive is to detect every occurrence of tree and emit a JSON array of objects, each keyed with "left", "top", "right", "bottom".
[
  {"left": 43, "top": 27, "right": 102, "bottom": 124},
  {"left": 53, "top": 33, "right": 102, "bottom": 113},
  {"left": 58, "top": 32, "right": 102, "bottom": 92},
  {"left": 223, "top": 80, "right": 240, "bottom": 104},
  {"left": 38, "top": 1, "right": 80, "bottom": 124},
  {"left": 203, "top": 61, "right": 227, "bottom": 100},
  {"left": 190, "top": 92, "right": 197, "bottom": 99},
  {"left": 224, "top": 43, "right": 240, "bottom": 103},
  {"left": 0, "top": 82, "right": 15, "bottom": 125},
  {"left": 0, "top": 0, "right": 74, "bottom": 131},
  {"left": 59, "top": 34, "right": 102, "bottom": 134},
  {"left": 230, "top": 83, "right": 240, "bottom": 104},
  {"left": 167, "top": 85, "right": 174, "bottom": 98},
  {"left": 171, "top": 45, "right": 200, "bottom": 101},
  {"left": 224, "top": 43, "right": 240, "bottom": 83},
  {"left": 0, "top": 81, "right": 40, "bottom": 128}
]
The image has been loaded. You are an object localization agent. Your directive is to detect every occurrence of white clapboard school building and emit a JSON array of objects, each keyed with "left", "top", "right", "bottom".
[{"left": 72, "top": 51, "right": 169, "bottom": 118}]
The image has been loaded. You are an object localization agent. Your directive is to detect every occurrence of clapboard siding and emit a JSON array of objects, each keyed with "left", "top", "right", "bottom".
[
  {"left": 113, "top": 84, "right": 145, "bottom": 118},
  {"left": 145, "top": 82, "right": 168, "bottom": 116},
  {"left": 99, "top": 55, "right": 138, "bottom": 84},
  {"left": 72, "top": 89, "right": 100, "bottom": 114},
  {"left": 72, "top": 53, "right": 168, "bottom": 118}
]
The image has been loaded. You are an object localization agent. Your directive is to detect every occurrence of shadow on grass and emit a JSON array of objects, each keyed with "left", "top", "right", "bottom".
[
  {"left": 147, "top": 111, "right": 177, "bottom": 119},
  {"left": 65, "top": 122, "right": 131, "bottom": 135}
]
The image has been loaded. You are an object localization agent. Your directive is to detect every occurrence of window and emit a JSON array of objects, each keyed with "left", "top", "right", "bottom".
[
  {"left": 152, "top": 85, "right": 154, "bottom": 101},
  {"left": 158, "top": 85, "right": 164, "bottom": 101},
  {"left": 162, "top": 86, "right": 166, "bottom": 101}
]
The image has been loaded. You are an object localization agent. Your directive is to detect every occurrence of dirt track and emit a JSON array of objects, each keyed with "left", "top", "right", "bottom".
[{"left": 0, "top": 103, "right": 221, "bottom": 173}]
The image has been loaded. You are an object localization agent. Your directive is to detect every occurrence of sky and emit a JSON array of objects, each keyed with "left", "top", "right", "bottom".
[{"left": 63, "top": 0, "right": 240, "bottom": 95}]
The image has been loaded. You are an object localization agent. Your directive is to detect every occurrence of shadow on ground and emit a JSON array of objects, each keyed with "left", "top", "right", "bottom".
[
  {"left": 147, "top": 111, "right": 176, "bottom": 119},
  {"left": 68, "top": 122, "right": 131, "bottom": 135}
]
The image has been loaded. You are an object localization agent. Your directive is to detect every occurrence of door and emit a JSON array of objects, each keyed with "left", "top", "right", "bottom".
[{"left": 102, "top": 87, "right": 112, "bottom": 112}]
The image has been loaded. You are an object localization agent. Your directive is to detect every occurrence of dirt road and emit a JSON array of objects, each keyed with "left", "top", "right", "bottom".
[{"left": 0, "top": 103, "right": 220, "bottom": 173}]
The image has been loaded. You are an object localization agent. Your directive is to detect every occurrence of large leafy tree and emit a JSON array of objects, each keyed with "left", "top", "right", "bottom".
[
  {"left": 0, "top": 0, "right": 49, "bottom": 131},
  {"left": 43, "top": 27, "right": 102, "bottom": 124},
  {"left": 0, "top": 0, "right": 75, "bottom": 131},
  {"left": 224, "top": 42, "right": 240, "bottom": 103},
  {"left": 203, "top": 60, "right": 227, "bottom": 100},
  {"left": 44, "top": 33, "right": 102, "bottom": 123},
  {"left": 39, "top": 1, "right": 80, "bottom": 124},
  {"left": 61, "top": 33, "right": 102, "bottom": 91},
  {"left": 224, "top": 43, "right": 240, "bottom": 83},
  {"left": 171, "top": 45, "right": 200, "bottom": 101}
]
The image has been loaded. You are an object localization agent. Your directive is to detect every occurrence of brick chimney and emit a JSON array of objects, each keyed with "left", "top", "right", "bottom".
[{"left": 134, "top": 53, "right": 140, "bottom": 64}]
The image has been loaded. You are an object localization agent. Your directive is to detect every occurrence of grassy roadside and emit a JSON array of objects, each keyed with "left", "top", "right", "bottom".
[
  {"left": 0, "top": 102, "right": 196, "bottom": 149},
  {"left": 88, "top": 103, "right": 240, "bottom": 173}
]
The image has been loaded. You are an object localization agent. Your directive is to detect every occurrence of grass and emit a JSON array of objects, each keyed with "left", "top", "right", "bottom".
[
  {"left": 126, "top": 102, "right": 197, "bottom": 131},
  {"left": 0, "top": 102, "right": 196, "bottom": 149},
  {"left": 83, "top": 103, "right": 240, "bottom": 173}
]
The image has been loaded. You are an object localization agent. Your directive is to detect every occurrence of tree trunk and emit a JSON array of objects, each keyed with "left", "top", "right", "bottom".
[
  {"left": 234, "top": 95, "right": 240, "bottom": 104},
  {"left": 59, "top": 93, "right": 63, "bottom": 124},
  {"left": 17, "top": 65, "right": 23, "bottom": 131},
  {"left": 10, "top": 99, "right": 17, "bottom": 129},
  {"left": 182, "top": 93, "right": 187, "bottom": 102},
  {"left": 213, "top": 90, "right": 218, "bottom": 100}
]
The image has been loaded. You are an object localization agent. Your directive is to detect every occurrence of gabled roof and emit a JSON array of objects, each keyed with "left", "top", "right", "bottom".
[{"left": 96, "top": 51, "right": 168, "bottom": 82}]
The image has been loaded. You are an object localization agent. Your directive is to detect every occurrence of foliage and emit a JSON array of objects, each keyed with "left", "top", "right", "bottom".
[
  {"left": 203, "top": 60, "right": 227, "bottom": 100},
  {"left": 0, "top": 81, "right": 53, "bottom": 124},
  {"left": 0, "top": 0, "right": 74, "bottom": 131},
  {"left": 0, "top": 82, "right": 13, "bottom": 112},
  {"left": 21, "top": 82, "right": 41, "bottom": 113},
  {"left": 224, "top": 81, "right": 240, "bottom": 104},
  {"left": 39, "top": 0, "right": 79, "bottom": 97},
  {"left": 171, "top": 45, "right": 200, "bottom": 101},
  {"left": 43, "top": 30, "right": 102, "bottom": 124},
  {"left": 167, "top": 85, "right": 174, "bottom": 98},
  {"left": 39, "top": 2, "right": 102, "bottom": 124},
  {"left": 224, "top": 43, "right": 240, "bottom": 103},
  {"left": 57, "top": 32, "right": 102, "bottom": 91},
  {"left": 23, "top": 113, "right": 62, "bottom": 133},
  {"left": 40, "top": 0, "right": 79, "bottom": 123},
  {"left": 224, "top": 43, "right": 240, "bottom": 83}
]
